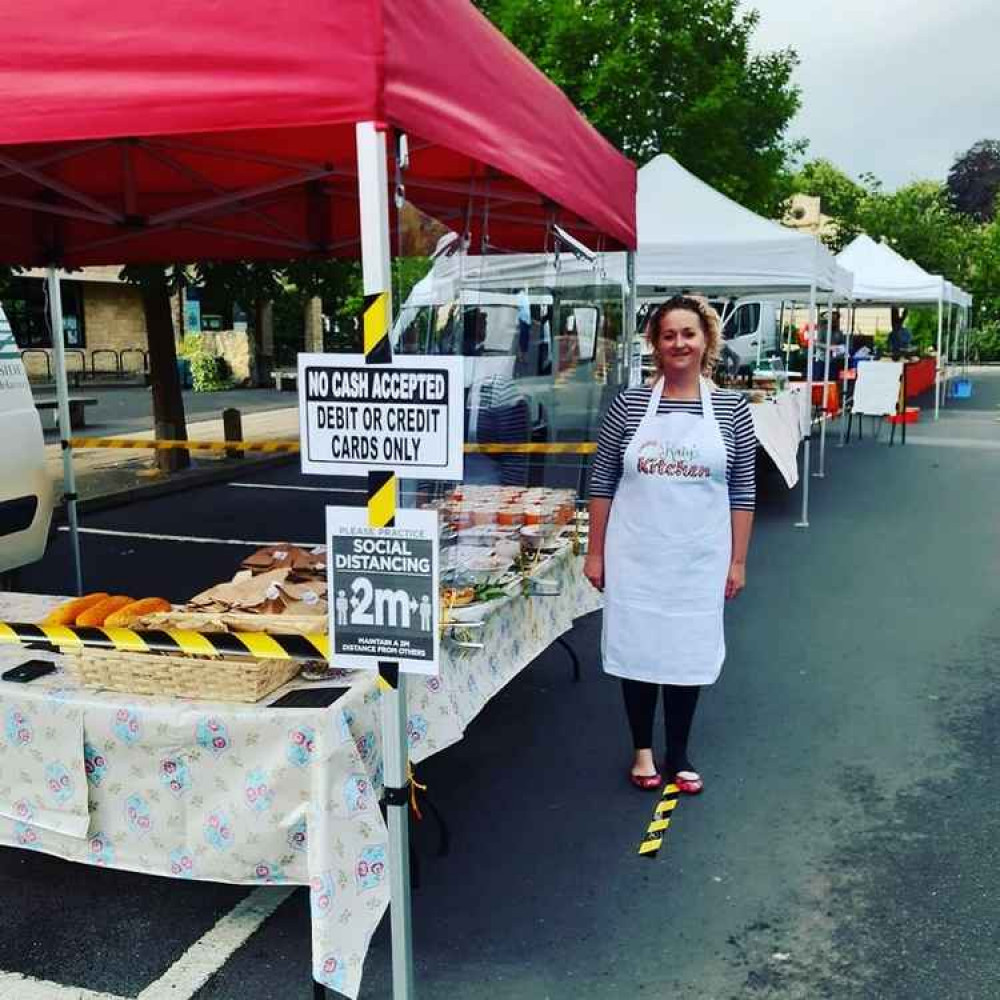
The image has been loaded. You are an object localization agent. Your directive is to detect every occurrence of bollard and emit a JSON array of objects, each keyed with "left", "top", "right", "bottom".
[{"left": 222, "top": 408, "right": 244, "bottom": 460}]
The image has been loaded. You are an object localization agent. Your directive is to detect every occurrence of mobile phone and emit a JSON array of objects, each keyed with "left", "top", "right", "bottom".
[{"left": 2, "top": 659, "right": 57, "bottom": 684}]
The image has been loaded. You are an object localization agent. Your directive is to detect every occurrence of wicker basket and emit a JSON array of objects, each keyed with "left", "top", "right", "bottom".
[{"left": 60, "top": 646, "right": 301, "bottom": 703}]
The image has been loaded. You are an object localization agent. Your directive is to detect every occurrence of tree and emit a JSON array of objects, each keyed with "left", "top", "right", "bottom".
[
  {"left": 473, "top": 0, "right": 802, "bottom": 216},
  {"left": 195, "top": 261, "right": 286, "bottom": 385},
  {"left": 857, "top": 181, "right": 976, "bottom": 287},
  {"left": 119, "top": 265, "right": 190, "bottom": 473},
  {"left": 947, "top": 140, "right": 1000, "bottom": 223},
  {"left": 791, "top": 159, "right": 875, "bottom": 251}
]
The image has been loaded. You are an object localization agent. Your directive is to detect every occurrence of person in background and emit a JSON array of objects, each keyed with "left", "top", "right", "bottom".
[
  {"left": 887, "top": 310, "right": 913, "bottom": 360},
  {"left": 584, "top": 295, "right": 756, "bottom": 795}
]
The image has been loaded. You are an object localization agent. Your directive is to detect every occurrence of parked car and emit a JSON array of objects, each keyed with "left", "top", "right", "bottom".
[{"left": 0, "top": 305, "right": 53, "bottom": 577}]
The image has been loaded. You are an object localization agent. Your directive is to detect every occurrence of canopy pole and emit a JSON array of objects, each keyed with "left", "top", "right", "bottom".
[
  {"left": 784, "top": 303, "right": 795, "bottom": 372},
  {"left": 796, "top": 280, "right": 817, "bottom": 528},
  {"left": 934, "top": 290, "right": 943, "bottom": 419},
  {"left": 625, "top": 251, "right": 639, "bottom": 387},
  {"left": 815, "top": 291, "right": 834, "bottom": 478},
  {"left": 46, "top": 267, "right": 82, "bottom": 595},
  {"left": 355, "top": 120, "right": 415, "bottom": 1000},
  {"left": 839, "top": 302, "right": 855, "bottom": 448}
]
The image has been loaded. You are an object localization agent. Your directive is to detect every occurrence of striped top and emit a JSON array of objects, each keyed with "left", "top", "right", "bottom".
[{"left": 589, "top": 386, "right": 757, "bottom": 510}]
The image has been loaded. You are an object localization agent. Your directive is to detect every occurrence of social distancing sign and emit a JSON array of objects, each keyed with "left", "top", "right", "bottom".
[
  {"left": 299, "top": 354, "right": 464, "bottom": 480},
  {"left": 326, "top": 506, "right": 440, "bottom": 675}
]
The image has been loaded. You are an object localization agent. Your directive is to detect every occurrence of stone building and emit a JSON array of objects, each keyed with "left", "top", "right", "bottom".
[
  {"left": 1, "top": 267, "right": 290, "bottom": 385},
  {"left": 5, "top": 267, "right": 152, "bottom": 380}
]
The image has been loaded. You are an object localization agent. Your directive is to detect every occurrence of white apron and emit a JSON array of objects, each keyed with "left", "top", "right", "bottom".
[{"left": 602, "top": 376, "right": 732, "bottom": 685}]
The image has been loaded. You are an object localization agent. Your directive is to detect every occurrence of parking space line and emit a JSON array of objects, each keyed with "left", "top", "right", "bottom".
[
  {"left": 0, "top": 971, "right": 126, "bottom": 999},
  {"left": 57, "top": 527, "right": 320, "bottom": 547},
  {"left": 136, "top": 886, "right": 297, "bottom": 1000}
]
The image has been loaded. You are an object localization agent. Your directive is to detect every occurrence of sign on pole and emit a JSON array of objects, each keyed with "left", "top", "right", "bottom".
[
  {"left": 326, "top": 506, "right": 439, "bottom": 675},
  {"left": 298, "top": 353, "right": 464, "bottom": 481}
]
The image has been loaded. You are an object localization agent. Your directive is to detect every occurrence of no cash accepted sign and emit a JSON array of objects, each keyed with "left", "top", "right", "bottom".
[
  {"left": 298, "top": 353, "right": 464, "bottom": 479},
  {"left": 326, "top": 506, "right": 440, "bottom": 675}
]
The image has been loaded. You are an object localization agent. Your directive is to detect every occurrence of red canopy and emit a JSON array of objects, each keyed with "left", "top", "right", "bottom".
[{"left": 0, "top": 0, "right": 635, "bottom": 266}]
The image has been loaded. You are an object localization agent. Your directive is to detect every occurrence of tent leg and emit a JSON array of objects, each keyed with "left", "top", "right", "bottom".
[
  {"left": 795, "top": 282, "right": 817, "bottom": 529},
  {"left": 356, "top": 120, "right": 416, "bottom": 1000},
  {"left": 934, "top": 293, "right": 943, "bottom": 420},
  {"left": 46, "top": 266, "right": 83, "bottom": 596},
  {"left": 814, "top": 292, "right": 834, "bottom": 478},
  {"left": 838, "top": 303, "right": 854, "bottom": 448}
]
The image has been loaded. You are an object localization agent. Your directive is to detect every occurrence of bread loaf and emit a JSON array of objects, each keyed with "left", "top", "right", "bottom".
[
  {"left": 104, "top": 597, "right": 172, "bottom": 627},
  {"left": 76, "top": 596, "right": 134, "bottom": 627},
  {"left": 42, "top": 593, "right": 110, "bottom": 626}
]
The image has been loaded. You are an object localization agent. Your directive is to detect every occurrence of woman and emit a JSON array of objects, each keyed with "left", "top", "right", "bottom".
[{"left": 584, "top": 295, "right": 756, "bottom": 794}]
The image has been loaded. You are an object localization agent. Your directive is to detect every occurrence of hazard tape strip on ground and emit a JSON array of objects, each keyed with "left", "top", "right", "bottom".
[
  {"left": 67, "top": 437, "right": 598, "bottom": 456},
  {"left": 637, "top": 782, "right": 680, "bottom": 857},
  {"left": 68, "top": 437, "right": 300, "bottom": 453},
  {"left": 0, "top": 622, "right": 328, "bottom": 661}
]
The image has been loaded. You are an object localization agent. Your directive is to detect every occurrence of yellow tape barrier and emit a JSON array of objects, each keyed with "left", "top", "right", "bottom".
[
  {"left": 0, "top": 621, "right": 327, "bottom": 661},
  {"left": 68, "top": 438, "right": 598, "bottom": 456}
]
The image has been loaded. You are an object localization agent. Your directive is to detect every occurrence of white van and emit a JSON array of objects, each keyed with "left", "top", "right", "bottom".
[
  {"left": 0, "top": 306, "right": 53, "bottom": 577},
  {"left": 708, "top": 298, "right": 781, "bottom": 373}
]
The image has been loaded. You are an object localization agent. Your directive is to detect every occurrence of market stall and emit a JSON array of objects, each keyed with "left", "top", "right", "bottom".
[
  {"left": 0, "top": 517, "right": 599, "bottom": 996},
  {"left": 836, "top": 236, "right": 971, "bottom": 420},
  {"left": 0, "top": 3, "right": 635, "bottom": 998}
]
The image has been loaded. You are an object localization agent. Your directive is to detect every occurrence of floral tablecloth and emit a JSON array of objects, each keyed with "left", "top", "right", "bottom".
[{"left": 0, "top": 549, "right": 599, "bottom": 998}]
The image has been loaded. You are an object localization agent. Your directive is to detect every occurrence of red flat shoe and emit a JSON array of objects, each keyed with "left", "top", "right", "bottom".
[
  {"left": 673, "top": 770, "right": 704, "bottom": 795},
  {"left": 629, "top": 770, "right": 663, "bottom": 791}
]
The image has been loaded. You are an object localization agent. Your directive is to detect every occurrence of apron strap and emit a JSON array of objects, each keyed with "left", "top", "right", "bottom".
[
  {"left": 699, "top": 377, "right": 717, "bottom": 423},
  {"left": 646, "top": 377, "right": 665, "bottom": 418}
]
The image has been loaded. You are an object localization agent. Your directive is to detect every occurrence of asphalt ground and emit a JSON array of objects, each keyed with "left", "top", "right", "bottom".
[{"left": 4, "top": 372, "right": 999, "bottom": 1000}]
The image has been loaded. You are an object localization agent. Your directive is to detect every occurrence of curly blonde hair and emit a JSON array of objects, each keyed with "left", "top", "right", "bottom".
[{"left": 645, "top": 294, "right": 722, "bottom": 376}]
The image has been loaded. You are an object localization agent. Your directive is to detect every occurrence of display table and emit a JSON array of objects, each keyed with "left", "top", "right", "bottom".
[
  {"left": 748, "top": 386, "right": 810, "bottom": 489},
  {"left": 904, "top": 357, "right": 937, "bottom": 398},
  {"left": 0, "top": 549, "right": 600, "bottom": 999}
]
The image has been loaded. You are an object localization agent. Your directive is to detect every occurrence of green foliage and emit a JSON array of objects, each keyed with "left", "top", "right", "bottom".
[
  {"left": 969, "top": 322, "right": 1000, "bottom": 362},
  {"left": 791, "top": 159, "right": 876, "bottom": 251},
  {"left": 176, "top": 334, "right": 203, "bottom": 359},
  {"left": 859, "top": 181, "right": 976, "bottom": 283},
  {"left": 189, "top": 352, "right": 232, "bottom": 392},
  {"left": 904, "top": 307, "right": 938, "bottom": 353},
  {"left": 473, "top": 0, "right": 802, "bottom": 216}
]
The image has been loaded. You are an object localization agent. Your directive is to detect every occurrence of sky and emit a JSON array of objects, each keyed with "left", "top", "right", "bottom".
[{"left": 748, "top": 0, "right": 1000, "bottom": 189}]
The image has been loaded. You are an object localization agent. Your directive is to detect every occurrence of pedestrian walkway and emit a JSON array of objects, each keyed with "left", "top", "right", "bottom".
[{"left": 46, "top": 403, "right": 299, "bottom": 502}]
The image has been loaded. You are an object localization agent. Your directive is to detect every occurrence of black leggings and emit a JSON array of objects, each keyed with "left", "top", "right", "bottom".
[{"left": 621, "top": 679, "right": 701, "bottom": 772}]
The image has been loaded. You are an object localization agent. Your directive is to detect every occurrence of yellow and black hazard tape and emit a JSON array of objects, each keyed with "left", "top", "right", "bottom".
[
  {"left": 68, "top": 437, "right": 300, "bottom": 454},
  {"left": 637, "top": 782, "right": 680, "bottom": 857},
  {"left": 0, "top": 622, "right": 328, "bottom": 661},
  {"left": 363, "top": 291, "right": 392, "bottom": 364},
  {"left": 68, "top": 437, "right": 598, "bottom": 456},
  {"left": 464, "top": 442, "right": 597, "bottom": 455}
]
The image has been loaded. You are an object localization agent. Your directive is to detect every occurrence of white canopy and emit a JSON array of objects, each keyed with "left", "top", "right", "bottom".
[
  {"left": 407, "top": 154, "right": 852, "bottom": 301},
  {"left": 836, "top": 234, "right": 948, "bottom": 304},
  {"left": 633, "top": 154, "right": 852, "bottom": 297}
]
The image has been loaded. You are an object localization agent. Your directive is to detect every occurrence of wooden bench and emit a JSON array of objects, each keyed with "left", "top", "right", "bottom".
[
  {"left": 34, "top": 396, "right": 98, "bottom": 430},
  {"left": 270, "top": 369, "right": 298, "bottom": 391}
]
